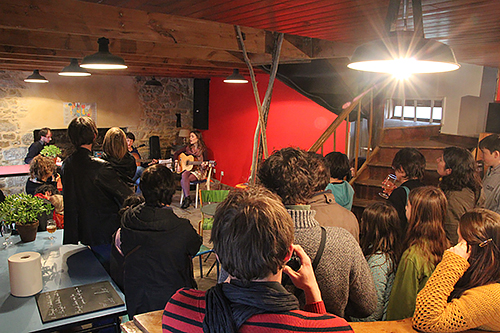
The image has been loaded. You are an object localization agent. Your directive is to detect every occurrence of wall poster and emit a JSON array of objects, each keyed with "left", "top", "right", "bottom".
[{"left": 63, "top": 102, "right": 97, "bottom": 125}]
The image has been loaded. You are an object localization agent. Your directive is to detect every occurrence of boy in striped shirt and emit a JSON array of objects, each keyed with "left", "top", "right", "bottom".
[{"left": 163, "top": 186, "right": 353, "bottom": 333}]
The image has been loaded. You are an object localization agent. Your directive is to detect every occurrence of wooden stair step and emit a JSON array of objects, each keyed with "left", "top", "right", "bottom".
[
  {"left": 379, "top": 140, "right": 450, "bottom": 149},
  {"left": 352, "top": 198, "right": 382, "bottom": 208},
  {"left": 369, "top": 161, "right": 438, "bottom": 170},
  {"left": 355, "top": 179, "right": 384, "bottom": 187}
]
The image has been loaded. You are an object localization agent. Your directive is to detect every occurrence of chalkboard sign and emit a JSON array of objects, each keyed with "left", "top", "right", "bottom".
[{"left": 35, "top": 281, "right": 124, "bottom": 323}]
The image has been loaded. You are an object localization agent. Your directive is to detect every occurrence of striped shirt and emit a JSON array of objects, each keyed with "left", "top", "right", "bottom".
[{"left": 163, "top": 288, "right": 353, "bottom": 333}]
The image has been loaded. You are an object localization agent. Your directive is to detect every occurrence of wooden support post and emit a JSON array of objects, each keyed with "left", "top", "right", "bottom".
[
  {"left": 367, "top": 89, "right": 374, "bottom": 160},
  {"left": 235, "top": 26, "right": 283, "bottom": 185},
  {"left": 354, "top": 99, "right": 362, "bottom": 173}
]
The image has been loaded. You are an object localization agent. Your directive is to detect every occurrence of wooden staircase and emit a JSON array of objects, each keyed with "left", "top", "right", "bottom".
[{"left": 350, "top": 124, "right": 478, "bottom": 219}]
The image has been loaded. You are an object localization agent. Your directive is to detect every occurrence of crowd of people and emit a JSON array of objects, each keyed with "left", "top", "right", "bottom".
[{"left": 13, "top": 119, "right": 500, "bottom": 332}]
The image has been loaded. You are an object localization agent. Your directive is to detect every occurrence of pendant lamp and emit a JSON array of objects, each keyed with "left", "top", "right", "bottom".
[
  {"left": 81, "top": 37, "right": 127, "bottom": 70},
  {"left": 145, "top": 77, "right": 162, "bottom": 86},
  {"left": 223, "top": 69, "right": 248, "bottom": 83},
  {"left": 347, "top": 0, "right": 460, "bottom": 78},
  {"left": 24, "top": 70, "right": 49, "bottom": 83},
  {"left": 59, "top": 58, "right": 91, "bottom": 76}
]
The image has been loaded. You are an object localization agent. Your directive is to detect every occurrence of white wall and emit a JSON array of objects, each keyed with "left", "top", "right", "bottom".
[{"left": 387, "top": 63, "right": 495, "bottom": 136}]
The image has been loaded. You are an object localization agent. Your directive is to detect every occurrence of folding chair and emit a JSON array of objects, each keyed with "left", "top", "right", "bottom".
[{"left": 193, "top": 189, "right": 230, "bottom": 279}]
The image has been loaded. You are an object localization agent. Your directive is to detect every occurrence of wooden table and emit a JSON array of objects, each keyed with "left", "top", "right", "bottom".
[
  {"left": 0, "top": 230, "right": 126, "bottom": 332},
  {"left": 121, "top": 311, "right": 486, "bottom": 333}
]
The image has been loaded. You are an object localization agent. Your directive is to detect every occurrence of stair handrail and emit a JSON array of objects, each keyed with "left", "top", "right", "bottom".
[{"left": 308, "top": 85, "right": 376, "bottom": 153}]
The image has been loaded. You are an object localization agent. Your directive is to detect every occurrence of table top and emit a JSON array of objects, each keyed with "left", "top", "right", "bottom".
[
  {"left": 0, "top": 164, "right": 30, "bottom": 176},
  {"left": 0, "top": 229, "right": 126, "bottom": 333},
  {"left": 122, "top": 311, "right": 486, "bottom": 333}
]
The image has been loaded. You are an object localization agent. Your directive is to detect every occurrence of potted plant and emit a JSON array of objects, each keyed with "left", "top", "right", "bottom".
[
  {"left": 0, "top": 193, "right": 52, "bottom": 242},
  {"left": 40, "top": 145, "right": 61, "bottom": 159}
]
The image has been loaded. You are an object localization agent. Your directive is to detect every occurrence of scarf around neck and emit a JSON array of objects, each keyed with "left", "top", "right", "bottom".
[{"left": 203, "top": 280, "right": 299, "bottom": 333}]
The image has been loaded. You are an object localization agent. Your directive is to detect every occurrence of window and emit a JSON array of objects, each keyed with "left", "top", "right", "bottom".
[{"left": 387, "top": 98, "right": 443, "bottom": 123}]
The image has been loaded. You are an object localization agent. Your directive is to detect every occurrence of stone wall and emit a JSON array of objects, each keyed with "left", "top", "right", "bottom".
[
  {"left": 0, "top": 71, "right": 32, "bottom": 194},
  {"left": 128, "top": 77, "right": 194, "bottom": 161},
  {"left": 0, "top": 71, "right": 194, "bottom": 195}
]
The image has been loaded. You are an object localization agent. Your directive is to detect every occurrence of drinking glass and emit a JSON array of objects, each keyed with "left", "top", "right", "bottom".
[
  {"left": 2, "top": 223, "right": 12, "bottom": 248},
  {"left": 46, "top": 219, "right": 57, "bottom": 241},
  {"left": 379, "top": 174, "right": 397, "bottom": 199}
]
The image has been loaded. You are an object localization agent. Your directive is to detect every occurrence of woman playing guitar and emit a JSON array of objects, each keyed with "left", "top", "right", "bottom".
[{"left": 173, "top": 130, "right": 208, "bottom": 209}]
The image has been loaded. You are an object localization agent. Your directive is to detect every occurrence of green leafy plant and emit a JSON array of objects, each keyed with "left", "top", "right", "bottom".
[
  {"left": 0, "top": 193, "right": 52, "bottom": 225},
  {"left": 40, "top": 145, "right": 61, "bottom": 158}
]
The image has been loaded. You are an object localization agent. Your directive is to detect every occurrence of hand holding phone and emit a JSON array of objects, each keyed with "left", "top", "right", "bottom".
[{"left": 283, "top": 244, "right": 322, "bottom": 304}]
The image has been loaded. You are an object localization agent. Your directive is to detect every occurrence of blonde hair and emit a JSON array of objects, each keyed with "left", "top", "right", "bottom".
[
  {"left": 103, "top": 127, "right": 128, "bottom": 159},
  {"left": 29, "top": 155, "right": 56, "bottom": 180}
]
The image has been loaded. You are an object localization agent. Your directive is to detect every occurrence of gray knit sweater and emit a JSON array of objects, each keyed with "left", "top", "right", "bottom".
[{"left": 288, "top": 207, "right": 377, "bottom": 318}]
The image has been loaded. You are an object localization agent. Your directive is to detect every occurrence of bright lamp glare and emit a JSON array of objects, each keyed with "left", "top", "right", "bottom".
[
  {"left": 348, "top": 58, "right": 460, "bottom": 75},
  {"left": 80, "top": 64, "right": 127, "bottom": 70}
]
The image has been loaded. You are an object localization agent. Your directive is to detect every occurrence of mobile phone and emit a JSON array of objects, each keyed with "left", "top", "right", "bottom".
[{"left": 286, "top": 252, "right": 301, "bottom": 272}]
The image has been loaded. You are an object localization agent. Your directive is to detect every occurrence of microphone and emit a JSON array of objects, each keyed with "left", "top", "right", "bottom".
[{"left": 136, "top": 144, "right": 146, "bottom": 148}]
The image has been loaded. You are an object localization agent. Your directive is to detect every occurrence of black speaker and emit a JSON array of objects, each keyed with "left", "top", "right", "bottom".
[
  {"left": 149, "top": 136, "right": 161, "bottom": 159},
  {"left": 193, "top": 79, "right": 210, "bottom": 130},
  {"left": 486, "top": 103, "right": 500, "bottom": 134}
]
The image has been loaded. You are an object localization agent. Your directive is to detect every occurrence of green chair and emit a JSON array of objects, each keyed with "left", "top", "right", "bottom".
[
  {"left": 194, "top": 189, "right": 229, "bottom": 279},
  {"left": 198, "top": 189, "right": 230, "bottom": 237}
]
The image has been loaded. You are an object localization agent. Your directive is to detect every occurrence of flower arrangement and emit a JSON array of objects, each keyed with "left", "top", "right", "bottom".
[
  {"left": 0, "top": 193, "right": 52, "bottom": 226},
  {"left": 40, "top": 145, "right": 61, "bottom": 158}
]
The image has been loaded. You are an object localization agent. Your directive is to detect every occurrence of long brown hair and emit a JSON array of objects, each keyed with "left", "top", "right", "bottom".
[
  {"left": 360, "top": 202, "right": 402, "bottom": 274},
  {"left": 190, "top": 130, "right": 207, "bottom": 153},
  {"left": 450, "top": 209, "right": 500, "bottom": 299},
  {"left": 406, "top": 186, "right": 449, "bottom": 266}
]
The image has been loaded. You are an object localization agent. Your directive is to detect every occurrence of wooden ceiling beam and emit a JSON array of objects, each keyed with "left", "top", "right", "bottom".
[{"left": 0, "top": 0, "right": 346, "bottom": 58}]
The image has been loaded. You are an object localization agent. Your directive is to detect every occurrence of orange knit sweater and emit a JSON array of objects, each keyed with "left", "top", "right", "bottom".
[{"left": 413, "top": 251, "right": 500, "bottom": 332}]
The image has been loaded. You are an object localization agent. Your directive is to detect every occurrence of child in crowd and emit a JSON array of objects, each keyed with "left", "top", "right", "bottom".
[
  {"left": 387, "top": 148, "right": 426, "bottom": 233},
  {"left": 351, "top": 202, "right": 402, "bottom": 321},
  {"left": 324, "top": 152, "right": 355, "bottom": 210},
  {"left": 386, "top": 186, "right": 449, "bottom": 320},
  {"left": 437, "top": 147, "right": 484, "bottom": 244},
  {"left": 26, "top": 155, "right": 58, "bottom": 195},
  {"left": 34, "top": 184, "right": 64, "bottom": 229},
  {"left": 413, "top": 209, "right": 500, "bottom": 332},
  {"left": 479, "top": 134, "right": 500, "bottom": 214}
]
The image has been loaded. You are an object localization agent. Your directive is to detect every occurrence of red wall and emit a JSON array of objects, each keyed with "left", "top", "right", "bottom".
[{"left": 203, "top": 74, "right": 348, "bottom": 187}]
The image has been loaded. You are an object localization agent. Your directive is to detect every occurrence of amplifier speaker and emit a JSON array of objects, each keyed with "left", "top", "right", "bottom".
[
  {"left": 149, "top": 136, "right": 161, "bottom": 159},
  {"left": 193, "top": 79, "right": 210, "bottom": 130},
  {"left": 485, "top": 103, "right": 500, "bottom": 134}
]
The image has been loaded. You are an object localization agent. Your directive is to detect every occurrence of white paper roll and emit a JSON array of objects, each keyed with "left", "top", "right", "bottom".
[{"left": 8, "top": 251, "right": 43, "bottom": 297}]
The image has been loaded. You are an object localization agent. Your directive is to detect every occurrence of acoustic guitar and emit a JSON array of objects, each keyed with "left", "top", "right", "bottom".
[{"left": 177, "top": 153, "right": 216, "bottom": 173}]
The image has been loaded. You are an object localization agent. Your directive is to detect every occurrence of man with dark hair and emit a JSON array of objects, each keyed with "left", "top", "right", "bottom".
[
  {"left": 258, "top": 147, "right": 376, "bottom": 318},
  {"left": 120, "top": 164, "right": 201, "bottom": 317},
  {"left": 388, "top": 147, "right": 426, "bottom": 230},
  {"left": 307, "top": 153, "right": 359, "bottom": 242},
  {"left": 25, "top": 127, "right": 52, "bottom": 164},
  {"left": 62, "top": 117, "right": 133, "bottom": 270},
  {"left": 163, "top": 186, "right": 353, "bottom": 332},
  {"left": 479, "top": 134, "right": 500, "bottom": 214}
]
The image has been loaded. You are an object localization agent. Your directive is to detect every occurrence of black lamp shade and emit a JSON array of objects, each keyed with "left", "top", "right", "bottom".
[
  {"left": 81, "top": 37, "right": 127, "bottom": 70},
  {"left": 24, "top": 70, "right": 49, "bottom": 83}
]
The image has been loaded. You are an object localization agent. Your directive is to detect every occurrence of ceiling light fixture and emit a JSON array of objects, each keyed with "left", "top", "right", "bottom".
[
  {"left": 145, "top": 77, "right": 162, "bottom": 86},
  {"left": 59, "top": 58, "right": 91, "bottom": 77},
  {"left": 223, "top": 69, "right": 248, "bottom": 83},
  {"left": 81, "top": 37, "right": 127, "bottom": 70},
  {"left": 347, "top": 0, "right": 460, "bottom": 77},
  {"left": 24, "top": 70, "right": 49, "bottom": 83}
]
